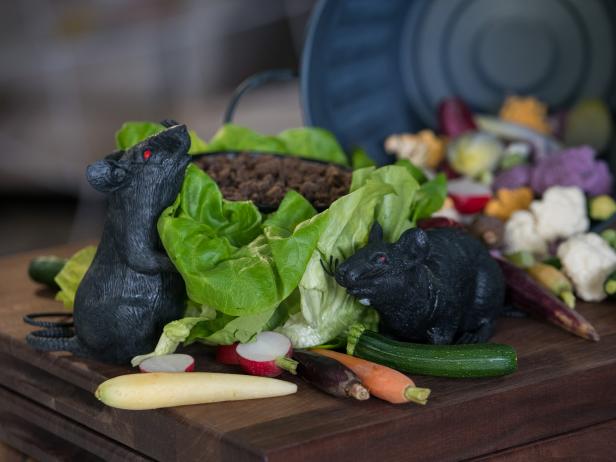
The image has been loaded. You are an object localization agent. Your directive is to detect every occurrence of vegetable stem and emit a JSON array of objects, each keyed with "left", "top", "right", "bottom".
[
  {"left": 275, "top": 356, "right": 298, "bottom": 375},
  {"left": 348, "top": 383, "right": 370, "bottom": 401},
  {"left": 606, "top": 279, "right": 616, "bottom": 296},
  {"left": 403, "top": 386, "right": 431, "bottom": 405},
  {"left": 561, "top": 291, "right": 576, "bottom": 309},
  {"left": 506, "top": 251, "right": 535, "bottom": 269}
]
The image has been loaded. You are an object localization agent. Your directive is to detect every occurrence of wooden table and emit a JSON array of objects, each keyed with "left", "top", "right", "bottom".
[{"left": 1, "top": 245, "right": 616, "bottom": 461}]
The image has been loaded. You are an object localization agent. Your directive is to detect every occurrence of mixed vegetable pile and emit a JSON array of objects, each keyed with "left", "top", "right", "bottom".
[
  {"left": 28, "top": 94, "right": 616, "bottom": 410},
  {"left": 387, "top": 95, "right": 616, "bottom": 309}
]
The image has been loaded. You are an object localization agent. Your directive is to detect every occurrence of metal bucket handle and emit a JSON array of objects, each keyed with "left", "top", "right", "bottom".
[{"left": 223, "top": 69, "right": 298, "bottom": 124}]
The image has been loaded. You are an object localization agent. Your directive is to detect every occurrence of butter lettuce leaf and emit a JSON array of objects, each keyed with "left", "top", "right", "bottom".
[
  {"left": 200, "top": 124, "right": 349, "bottom": 166},
  {"left": 411, "top": 173, "right": 448, "bottom": 222},
  {"left": 278, "top": 165, "right": 420, "bottom": 347},
  {"left": 54, "top": 246, "right": 97, "bottom": 310},
  {"left": 203, "top": 124, "right": 287, "bottom": 154},
  {"left": 277, "top": 127, "right": 348, "bottom": 166},
  {"left": 116, "top": 121, "right": 351, "bottom": 166},
  {"left": 351, "top": 147, "right": 376, "bottom": 170},
  {"left": 158, "top": 164, "right": 326, "bottom": 317}
]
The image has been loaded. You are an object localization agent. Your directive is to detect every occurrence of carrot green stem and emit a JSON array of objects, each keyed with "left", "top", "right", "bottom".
[
  {"left": 560, "top": 291, "right": 576, "bottom": 309},
  {"left": 275, "top": 357, "right": 298, "bottom": 375},
  {"left": 506, "top": 251, "right": 535, "bottom": 269},
  {"left": 403, "top": 386, "right": 431, "bottom": 405}
]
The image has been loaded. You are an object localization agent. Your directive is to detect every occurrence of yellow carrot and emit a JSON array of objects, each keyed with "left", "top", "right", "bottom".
[
  {"left": 527, "top": 262, "right": 576, "bottom": 309},
  {"left": 312, "top": 349, "right": 430, "bottom": 405},
  {"left": 95, "top": 372, "right": 297, "bottom": 410}
]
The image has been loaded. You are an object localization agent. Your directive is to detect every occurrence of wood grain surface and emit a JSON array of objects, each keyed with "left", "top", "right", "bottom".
[
  {"left": 1, "top": 244, "right": 616, "bottom": 461},
  {"left": 471, "top": 419, "right": 616, "bottom": 462}
]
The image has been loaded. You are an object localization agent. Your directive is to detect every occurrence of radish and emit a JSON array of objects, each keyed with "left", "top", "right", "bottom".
[
  {"left": 438, "top": 97, "right": 477, "bottom": 137},
  {"left": 138, "top": 354, "right": 195, "bottom": 373},
  {"left": 236, "top": 332, "right": 294, "bottom": 377},
  {"left": 447, "top": 178, "right": 492, "bottom": 214},
  {"left": 216, "top": 343, "right": 240, "bottom": 365},
  {"left": 417, "top": 217, "right": 464, "bottom": 230}
]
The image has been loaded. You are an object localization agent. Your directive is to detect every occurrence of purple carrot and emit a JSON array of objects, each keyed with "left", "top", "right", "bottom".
[{"left": 495, "top": 256, "right": 599, "bottom": 342}]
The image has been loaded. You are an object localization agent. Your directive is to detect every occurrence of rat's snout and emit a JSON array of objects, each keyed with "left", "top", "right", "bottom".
[
  {"left": 86, "top": 160, "right": 129, "bottom": 193},
  {"left": 335, "top": 261, "right": 357, "bottom": 287},
  {"left": 86, "top": 160, "right": 120, "bottom": 192}
]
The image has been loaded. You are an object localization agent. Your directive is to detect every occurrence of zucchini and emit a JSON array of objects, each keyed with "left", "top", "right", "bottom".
[
  {"left": 28, "top": 256, "right": 67, "bottom": 289},
  {"left": 347, "top": 325, "right": 517, "bottom": 378}
]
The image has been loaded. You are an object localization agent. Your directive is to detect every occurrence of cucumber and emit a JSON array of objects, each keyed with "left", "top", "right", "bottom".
[
  {"left": 346, "top": 325, "right": 517, "bottom": 378},
  {"left": 28, "top": 256, "right": 67, "bottom": 289}
]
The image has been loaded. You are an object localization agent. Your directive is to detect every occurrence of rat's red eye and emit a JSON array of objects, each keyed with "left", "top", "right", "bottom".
[
  {"left": 143, "top": 149, "right": 152, "bottom": 160},
  {"left": 376, "top": 255, "right": 388, "bottom": 264}
]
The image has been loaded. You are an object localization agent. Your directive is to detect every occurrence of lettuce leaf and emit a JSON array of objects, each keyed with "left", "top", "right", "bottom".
[
  {"left": 158, "top": 164, "right": 327, "bottom": 317},
  {"left": 116, "top": 121, "right": 351, "bottom": 166},
  {"left": 54, "top": 246, "right": 97, "bottom": 310},
  {"left": 276, "top": 127, "right": 348, "bottom": 166},
  {"left": 115, "top": 121, "right": 208, "bottom": 155},
  {"left": 277, "top": 165, "right": 420, "bottom": 347},
  {"left": 411, "top": 173, "right": 448, "bottom": 222},
  {"left": 203, "top": 124, "right": 287, "bottom": 154},
  {"left": 394, "top": 159, "right": 428, "bottom": 184},
  {"left": 351, "top": 147, "right": 376, "bottom": 170},
  {"left": 200, "top": 124, "right": 350, "bottom": 166}
]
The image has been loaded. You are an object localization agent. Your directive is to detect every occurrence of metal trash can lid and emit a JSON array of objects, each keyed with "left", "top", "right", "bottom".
[{"left": 301, "top": 0, "right": 616, "bottom": 164}]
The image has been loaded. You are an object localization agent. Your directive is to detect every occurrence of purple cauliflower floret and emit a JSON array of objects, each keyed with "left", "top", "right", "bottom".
[
  {"left": 530, "top": 146, "right": 613, "bottom": 197},
  {"left": 493, "top": 164, "right": 532, "bottom": 191}
]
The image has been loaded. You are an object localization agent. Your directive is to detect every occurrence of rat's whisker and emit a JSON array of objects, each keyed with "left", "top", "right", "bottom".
[{"left": 320, "top": 258, "right": 334, "bottom": 277}]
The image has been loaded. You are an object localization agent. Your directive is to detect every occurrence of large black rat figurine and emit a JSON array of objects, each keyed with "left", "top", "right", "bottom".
[
  {"left": 26, "top": 120, "right": 190, "bottom": 364},
  {"left": 335, "top": 223, "right": 505, "bottom": 344}
]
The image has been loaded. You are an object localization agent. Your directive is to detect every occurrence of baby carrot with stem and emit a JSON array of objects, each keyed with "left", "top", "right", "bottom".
[{"left": 312, "top": 348, "right": 430, "bottom": 405}]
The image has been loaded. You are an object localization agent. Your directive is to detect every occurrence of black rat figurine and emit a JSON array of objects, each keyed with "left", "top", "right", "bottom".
[
  {"left": 335, "top": 223, "right": 505, "bottom": 344},
  {"left": 26, "top": 120, "right": 190, "bottom": 364}
]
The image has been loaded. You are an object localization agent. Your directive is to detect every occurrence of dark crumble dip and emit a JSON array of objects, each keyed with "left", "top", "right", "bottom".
[{"left": 194, "top": 153, "right": 351, "bottom": 209}]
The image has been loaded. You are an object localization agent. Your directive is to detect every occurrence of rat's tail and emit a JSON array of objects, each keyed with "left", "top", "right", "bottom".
[
  {"left": 26, "top": 329, "right": 86, "bottom": 355},
  {"left": 23, "top": 312, "right": 87, "bottom": 356}
]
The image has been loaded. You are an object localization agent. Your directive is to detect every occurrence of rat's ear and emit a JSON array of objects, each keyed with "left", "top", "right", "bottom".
[
  {"left": 397, "top": 228, "right": 430, "bottom": 262},
  {"left": 368, "top": 222, "right": 384, "bottom": 243},
  {"left": 160, "top": 119, "right": 180, "bottom": 128},
  {"left": 104, "top": 150, "right": 124, "bottom": 161}
]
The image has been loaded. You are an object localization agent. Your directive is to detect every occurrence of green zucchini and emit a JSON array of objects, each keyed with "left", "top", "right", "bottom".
[
  {"left": 346, "top": 325, "right": 517, "bottom": 378},
  {"left": 28, "top": 256, "right": 67, "bottom": 289}
]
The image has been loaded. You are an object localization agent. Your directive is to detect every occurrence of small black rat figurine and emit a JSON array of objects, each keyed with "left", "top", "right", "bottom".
[
  {"left": 26, "top": 120, "right": 191, "bottom": 364},
  {"left": 335, "top": 223, "right": 505, "bottom": 344}
]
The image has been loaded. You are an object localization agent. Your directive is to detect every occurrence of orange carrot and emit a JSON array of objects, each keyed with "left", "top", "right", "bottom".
[{"left": 312, "top": 348, "right": 430, "bottom": 405}]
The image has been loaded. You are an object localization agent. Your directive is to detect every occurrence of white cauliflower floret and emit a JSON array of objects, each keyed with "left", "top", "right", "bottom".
[
  {"left": 530, "top": 186, "right": 589, "bottom": 242},
  {"left": 557, "top": 233, "right": 616, "bottom": 301},
  {"left": 504, "top": 210, "right": 548, "bottom": 256}
]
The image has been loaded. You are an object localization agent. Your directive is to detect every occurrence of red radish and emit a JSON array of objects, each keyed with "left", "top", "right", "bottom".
[
  {"left": 438, "top": 97, "right": 477, "bottom": 137},
  {"left": 139, "top": 354, "right": 195, "bottom": 373},
  {"left": 216, "top": 343, "right": 240, "bottom": 365},
  {"left": 417, "top": 217, "right": 464, "bottom": 230},
  {"left": 447, "top": 178, "right": 492, "bottom": 214},
  {"left": 440, "top": 161, "right": 461, "bottom": 180},
  {"left": 236, "top": 332, "right": 293, "bottom": 377}
]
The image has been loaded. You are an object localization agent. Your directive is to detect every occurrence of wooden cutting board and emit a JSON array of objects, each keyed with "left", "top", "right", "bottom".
[{"left": 1, "top": 244, "right": 616, "bottom": 461}]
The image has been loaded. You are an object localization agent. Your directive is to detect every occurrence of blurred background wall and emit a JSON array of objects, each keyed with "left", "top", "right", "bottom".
[{"left": 0, "top": 0, "right": 316, "bottom": 254}]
